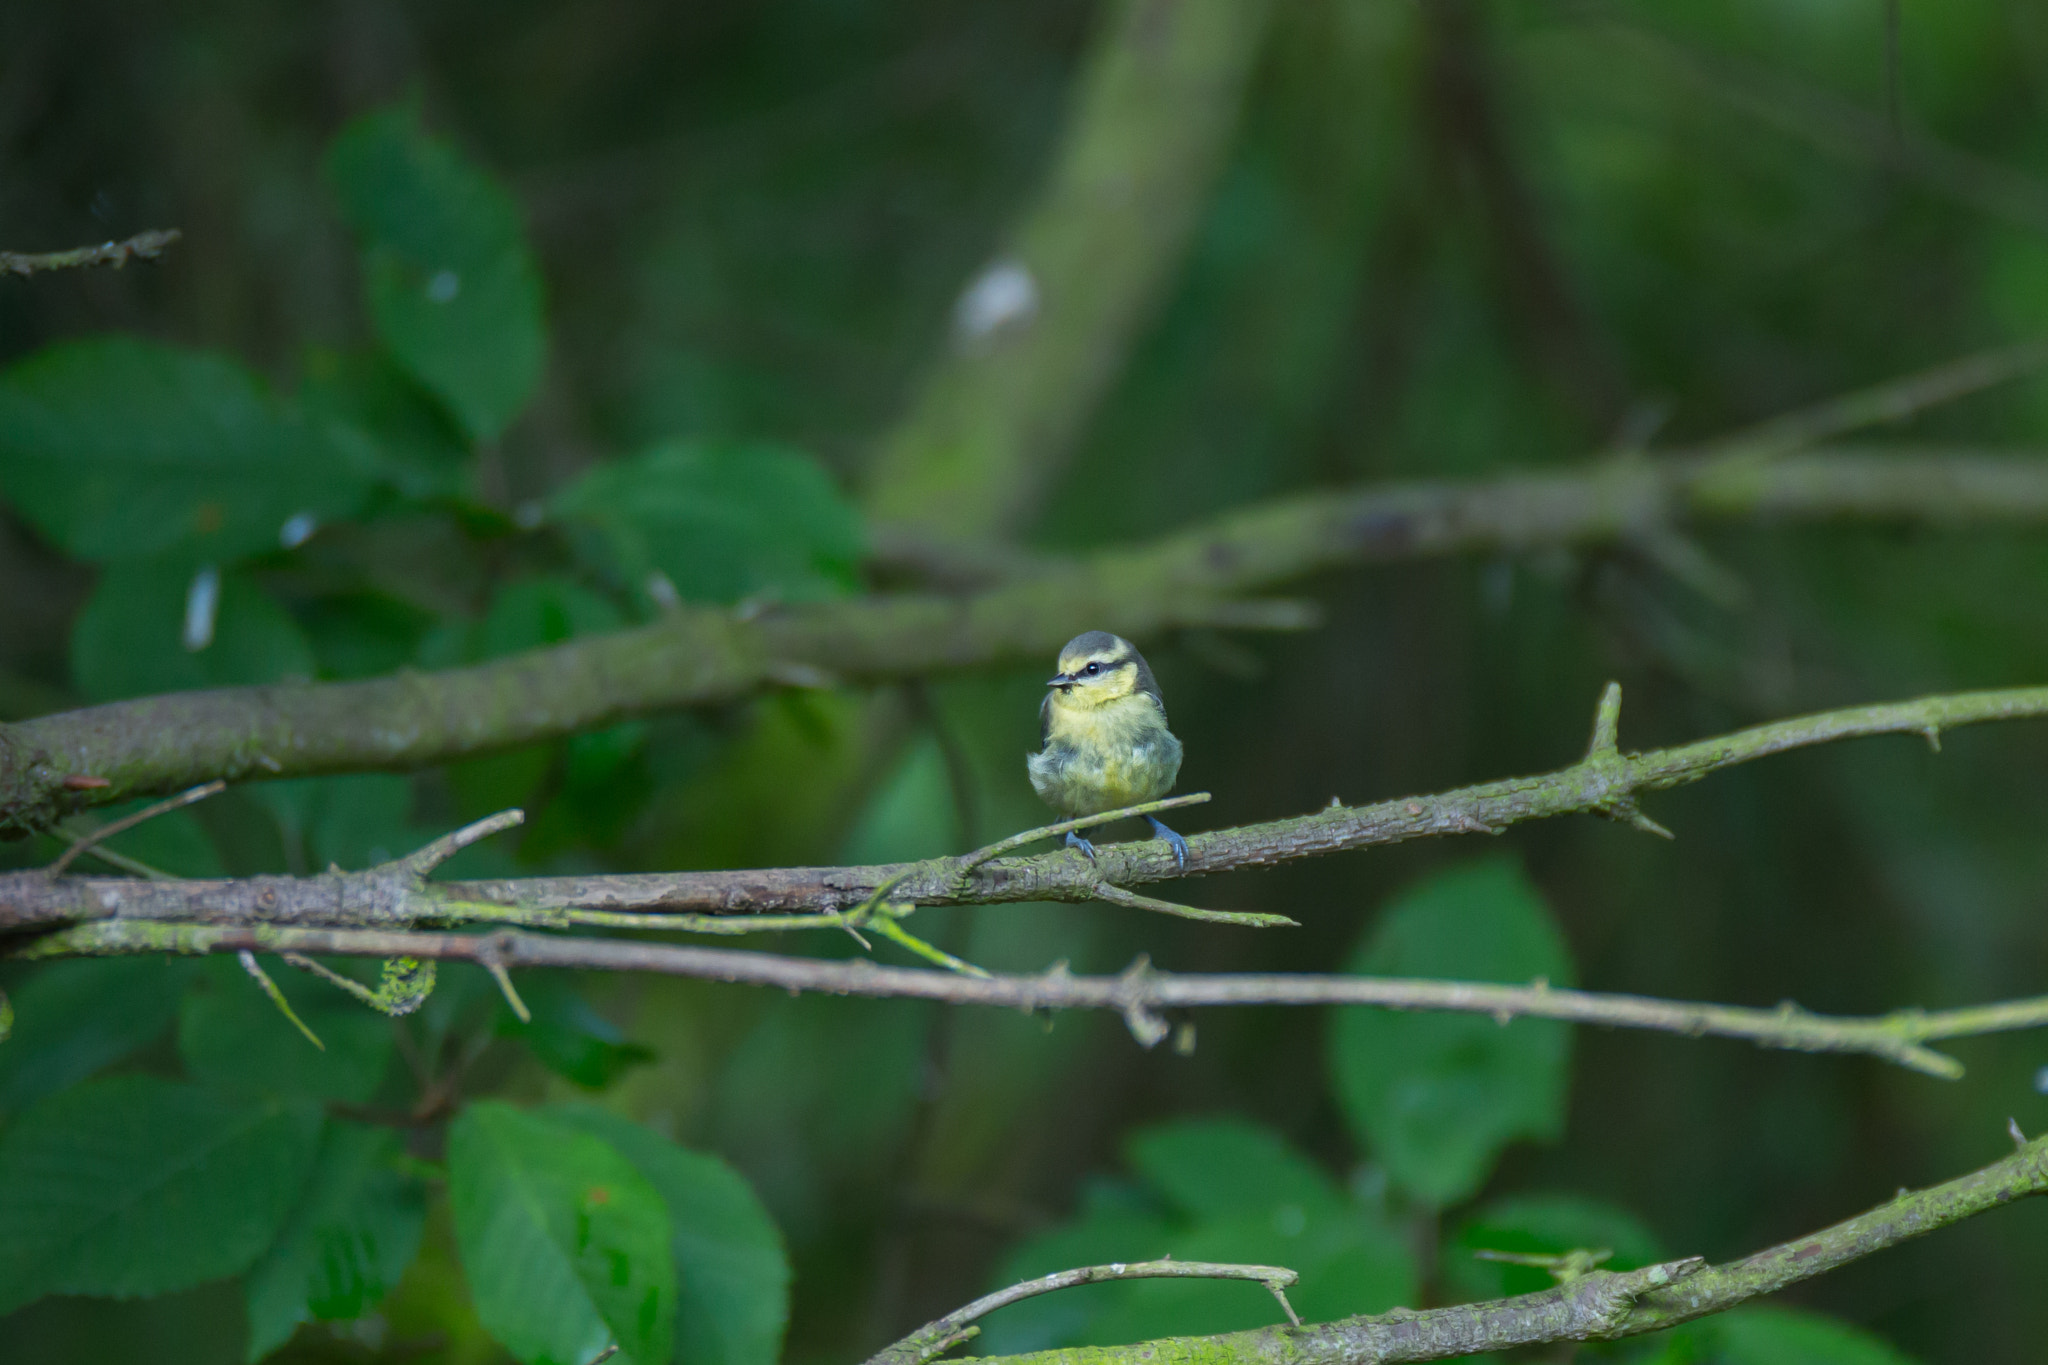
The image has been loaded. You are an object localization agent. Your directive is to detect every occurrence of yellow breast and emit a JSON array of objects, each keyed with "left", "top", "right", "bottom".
[{"left": 1029, "top": 693, "right": 1183, "bottom": 817}]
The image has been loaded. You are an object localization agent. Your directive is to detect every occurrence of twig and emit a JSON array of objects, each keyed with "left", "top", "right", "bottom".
[
  {"left": 50, "top": 828, "right": 170, "bottom": 881},
  {"left": 0, "top": 228, "right": 183, "bottom": 278},
  {"left": 960, "top": 1134, "right": 2048, "bottom": 1364},
  {"left": 1087, "top": 881, "right": 1297, "bottom": 929},
  {"left": 866, "top": 1259, "right": 1303, "bottom": 1365},
  {"left": 44, "top": 780, "right": 225, "bottom": 878},
  {"left": 1697, "top": 340, "right": 2048, "bottom": 463},
  {"left": 402, "top": 809, "right": 526, "bottom": 875},
  {"left": 238, "top": 949, "right": 325, "bottom": 1051},
  {"left": 26, "top": 922, "right": 2048, "bottom": 1077},
  {"left": 1587, "top": 8, "right": 2048, "bottom": 239},
  {"left": 949, "top": 794, "right": 1213, "bottom": 878}
]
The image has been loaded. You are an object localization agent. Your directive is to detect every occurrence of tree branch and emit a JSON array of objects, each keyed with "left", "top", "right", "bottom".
[
  {"left": 863, "top": 0, "right": 1272, "bottom": 539},
  {"left": 1590, "top": 9, "right": 2048, "bottom": 239},
  {"left": 8, "top": 442, "right": 2048, "bottom": 835},
  {"left": 22, "top": 919, "right": 2048, "bottom": 1076},
  {"left": 12, "top": 679, "right": 2043, "bottom": 925},
  {"left": 0, "top": 229, "right": 183, "bottom": 278},
  {"left": 951, "top": 1133, "right": 2048, "bottom": 1364}
]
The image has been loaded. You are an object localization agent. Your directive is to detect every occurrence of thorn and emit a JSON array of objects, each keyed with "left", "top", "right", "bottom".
[
  {"left": 486, "top": 959, "right": 531, "bottom": 1024},
  {"left": 1123, "top": 1003, "right": 1170, "bottom": 1049},
  {"left": 1586, "top": 682, "right": 1624, "bottom": 761},
  {"left": 1923, "top": 725, "right": 1943, "bottom": 753},
  {"left": 1606, "top": 798, "right": 1675, "bottom": 840},
  {"left": 1267, "top": 1282, "right": 1302, "bottom": 1328},
  {"left": 2010, "top": 1117, "right": 2028, "bottom": 1149},
  {"left": 1173, "top": 1020, "right": 1197, "bottom": 1055}
]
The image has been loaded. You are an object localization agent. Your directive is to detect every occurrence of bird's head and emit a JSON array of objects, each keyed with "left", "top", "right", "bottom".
[{"left": 1048, "top": 632, "right": 1148, "bottom": 709}]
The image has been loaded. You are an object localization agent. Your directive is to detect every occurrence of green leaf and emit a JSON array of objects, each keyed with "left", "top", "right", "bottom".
[
  {"left": 325, "top": 106, "right": 546, "bottom": 443},
  {"left": 499, "top": 977, "right": 655, "bottom": 1091},
  {"left": 1445, "top": 1193, "right": 1665, "bottom": 1302},
  {"left": 449, "top": 1101, "right": 676, "bottom": 1365},
  {"left": 1124, "top": 1116, "right": 1345, "bottom": 1222},
  {"left": 242, "top": 1120, "right": 426, "bottom": 1362},
  {"left": 0, "top": 959, "right": 194, "bottom": 1120},
  {"left": 0, "top": 1076, "right": 323, "bottom": 1314},
  {"left": 1711, "top": 1306, "right": 1920, "bottom": 1365},
  {"left": 178, "top": 955, "right": 395, "bottom": 1104},
  {"left": 549, "top": 1105, "right": 791, "bottom": 1365},
  {"left": 551, "top": 441, "right": 864, "bottom": 605},
  {"left": 298, "top": 348, "right": 475, "bottom": 501},
  {"left": 0, "top": 337, "right": 369, "bottom": 563},
  {"left": 71, "top": 559, "right": 316, "bottom": 703},
  {"left": 475, "top": 575, "right": 625, "bottom": 659},
  {"left": 1329, "top": 858, "right": 1576, "bottom": 1207}
]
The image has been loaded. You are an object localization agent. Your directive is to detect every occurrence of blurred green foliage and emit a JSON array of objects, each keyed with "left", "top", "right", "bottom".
[{"left": 2, "top": 1, "right": 2048, "bottom": 1363}]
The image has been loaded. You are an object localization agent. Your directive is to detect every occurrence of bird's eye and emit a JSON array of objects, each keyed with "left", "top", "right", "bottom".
[{"left": 1084, "top": 662, "right": 1100, "bottom": 676}]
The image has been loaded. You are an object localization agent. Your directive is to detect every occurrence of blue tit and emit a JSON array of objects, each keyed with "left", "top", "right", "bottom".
[{"left": 1027, "top": 631, "right": 1189, "bottom": 868}]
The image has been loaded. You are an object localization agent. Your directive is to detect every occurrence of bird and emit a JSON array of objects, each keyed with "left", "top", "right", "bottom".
[{"left": 1027, "top": 631, "right": 1189, "bottom": 868}]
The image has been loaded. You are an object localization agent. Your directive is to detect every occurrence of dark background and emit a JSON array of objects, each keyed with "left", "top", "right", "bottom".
[{"left": 3, "top": 0, "right": 2048, "bottom": 1361}]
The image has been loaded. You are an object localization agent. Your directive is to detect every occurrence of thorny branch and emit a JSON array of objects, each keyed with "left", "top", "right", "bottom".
[
  {"left": 13, "top": 685, "right": 2048, "bottom": 1076},
  {"left": 12, "top": 680, "right": 2047, "bottom": 924},
  {"left": 949, "top": 1132, "right": 2048, "bottom": 1365}
]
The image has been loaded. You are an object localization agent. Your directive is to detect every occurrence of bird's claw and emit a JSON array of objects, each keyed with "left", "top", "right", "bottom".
[
  {"left": 1145, "top": 815, "right": 1189, "bottom": 870},
  {"left": 1065, "top": 829, "right": 1098, "bottom": 860}
]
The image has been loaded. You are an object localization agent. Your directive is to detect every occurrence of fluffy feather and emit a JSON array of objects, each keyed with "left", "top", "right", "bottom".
[{"left": 1028, "top": 633, "right": 1183, "bottom": 818}]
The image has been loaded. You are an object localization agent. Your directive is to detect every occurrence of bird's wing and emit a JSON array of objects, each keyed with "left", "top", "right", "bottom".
[
  {"left": 1139, "top": 679, "right": 1168, "bottom": 727},
  {"left": 1131, "top": 654, "right": 1168, "bottom": 724},
  {"left": 1039, "top": 690, "right": 1053, "bottom": 749}
]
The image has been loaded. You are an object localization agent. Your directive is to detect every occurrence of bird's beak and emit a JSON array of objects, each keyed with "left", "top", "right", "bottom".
[{"left": 1047, "top": 673, "right": 1072, "bottom": 687}]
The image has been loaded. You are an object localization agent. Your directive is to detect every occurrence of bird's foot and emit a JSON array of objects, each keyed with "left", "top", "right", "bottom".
[
  {"left": 1065, "top": 829, "right": 1099, "bottom": 861},
  {"left": 1145, "top": 815, "right": 1189, "bottom": 870}
]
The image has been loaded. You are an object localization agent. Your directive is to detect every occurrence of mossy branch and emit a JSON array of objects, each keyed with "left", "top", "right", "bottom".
[
  {"left": 934, "top": 1130, "right": 2048, "bottom": 1364},
  {"left": 8, "top": 442, "right": 2048, "bottom": 834}
]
